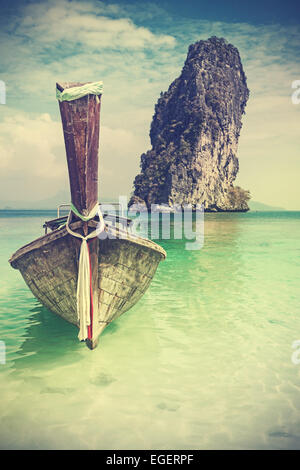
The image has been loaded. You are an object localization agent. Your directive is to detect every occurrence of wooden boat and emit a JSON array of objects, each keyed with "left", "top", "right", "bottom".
[{"left": 9, "top": 81, "right": 166, "bottom": 349}]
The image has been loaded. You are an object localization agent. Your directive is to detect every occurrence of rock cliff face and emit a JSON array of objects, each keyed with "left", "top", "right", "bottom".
[{"left": 130, "top": 37, "right": 250, "bottom": 211}]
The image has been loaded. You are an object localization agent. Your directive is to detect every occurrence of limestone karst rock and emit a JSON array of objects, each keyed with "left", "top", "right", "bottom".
[{"left": 130, "top": 37, "right": 250, "bottom": 211}]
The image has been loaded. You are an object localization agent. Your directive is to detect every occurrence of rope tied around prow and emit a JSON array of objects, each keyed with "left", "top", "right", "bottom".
[{"left": 65, "top": 202, "right": 105, "bottom": 341}]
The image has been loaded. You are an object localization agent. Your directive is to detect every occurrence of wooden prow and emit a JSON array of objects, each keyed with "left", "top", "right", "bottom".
[
  {"left": 56, "top": 81, "right": 101, "bottom": 216},
  {"left": 57, "top": 81, "right": 102, "bottom": 348}
]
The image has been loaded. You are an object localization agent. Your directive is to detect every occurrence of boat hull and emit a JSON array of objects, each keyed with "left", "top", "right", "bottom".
[{"left": 9, "top": 224, "right": 166, "bottom": 348}]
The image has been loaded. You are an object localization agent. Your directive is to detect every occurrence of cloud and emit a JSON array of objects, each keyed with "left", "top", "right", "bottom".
[
  {"left": 0, "top": 112, "right": 148, "bottom": 202},
  {"left": 236, "top": 95, "right": 300, "bottom": 209},
  {"left": 99, "top": 126, "right": 148, "bottom": 197},
  {"left": 0, "top": 113, "right": 67, "bottom": 200},
  {"left": 0, "top": 0, "right": 178, "bottom": 131},
  {"left": 17, "top": 0, "right": 175, "bottom": 49}
]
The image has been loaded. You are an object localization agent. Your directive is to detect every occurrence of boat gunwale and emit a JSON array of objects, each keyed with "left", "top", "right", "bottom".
[{"left": 9, "top": 220, "right": 166, "bottom": 267}]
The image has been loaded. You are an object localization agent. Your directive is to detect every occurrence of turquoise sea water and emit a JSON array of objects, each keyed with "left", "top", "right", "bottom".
[{"left": 0, "top": 210, "right": 300, "bottom": 450}]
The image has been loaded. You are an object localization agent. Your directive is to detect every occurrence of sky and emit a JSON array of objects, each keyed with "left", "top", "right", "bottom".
[{"left": 0, "top": 0, "right": 299, "bottom": 209}]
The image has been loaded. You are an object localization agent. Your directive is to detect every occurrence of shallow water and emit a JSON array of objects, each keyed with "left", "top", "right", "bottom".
[{"left": 1, "top": 210, "right": 300, "bottom": 449}]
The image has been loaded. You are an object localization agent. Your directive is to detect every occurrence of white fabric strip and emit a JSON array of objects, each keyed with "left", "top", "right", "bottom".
[{"left": 66, "top": 203, "right": 105, "bottom": 341}]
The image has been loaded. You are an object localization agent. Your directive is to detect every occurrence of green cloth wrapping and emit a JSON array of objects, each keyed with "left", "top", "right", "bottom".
[
  {"left": 70, "top": 202, "right": 100, "bottom": 221},
  {"left": 56, "top": 81, "right": 103, "bottom": 102}
]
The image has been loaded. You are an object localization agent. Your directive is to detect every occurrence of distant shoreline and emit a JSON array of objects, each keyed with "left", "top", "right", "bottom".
[{"left": 0, "top": 209, "right": 297, "bottom": 214}]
